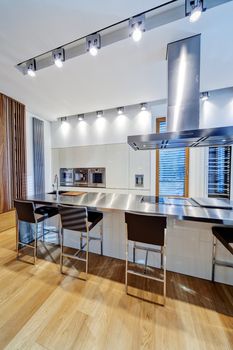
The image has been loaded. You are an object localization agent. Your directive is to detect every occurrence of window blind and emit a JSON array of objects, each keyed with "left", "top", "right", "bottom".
[
  {"left": 158, "top": 121, "right": 186, "bottom": 196},
  {"left": 208, "top": 146, "right": 231, "bottom": 198}
]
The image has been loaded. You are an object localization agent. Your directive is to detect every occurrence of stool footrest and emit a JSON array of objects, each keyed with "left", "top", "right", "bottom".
[
  {"left": 62, "top": 252, "right": 86, "bottom": 262},
  {"left": 134, "top": 245, "right": 161, "bottom": 254},
  {"left": 215, "top": 259, "right": 233, "bottom": 269},
  {"left": 18, "top": 242, "right": 36, "bottom": 250},
  {"left": 127, "top": 269, "right": 164, "bottom": 283}
]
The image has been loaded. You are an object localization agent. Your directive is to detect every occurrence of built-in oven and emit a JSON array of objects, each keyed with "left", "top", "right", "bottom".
[
  {"left": 73, "top": 168, "right": 88, "bottom": 187},
  {"left": 88, "top": 168, "right": 106, "bottom": 188},
  {"left": 60, "top": 168, "right": 74, "bottom": 186}
]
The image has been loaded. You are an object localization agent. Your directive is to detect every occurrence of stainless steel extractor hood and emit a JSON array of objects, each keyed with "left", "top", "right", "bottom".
[
  {"left": 128, "top": 35, "right": 233, "bottom": 150},
  {"left": 128, "top": 126, "right": 233, "bottom": 150}
]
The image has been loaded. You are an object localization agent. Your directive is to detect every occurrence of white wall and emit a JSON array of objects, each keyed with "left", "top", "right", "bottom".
[
  {"left": 51, "top": 103, "right": 152, "bottom": 148},
  {"left": 26, "top": 111, "right": 52, "bottom": 195}
]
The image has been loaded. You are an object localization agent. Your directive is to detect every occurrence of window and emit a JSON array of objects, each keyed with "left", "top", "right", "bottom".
[
  {"left": 208, "top": 146, "right": 231, "bottom": 198},
  {"left": 156, "top": 117, "right": 189, "bottom": 197}
]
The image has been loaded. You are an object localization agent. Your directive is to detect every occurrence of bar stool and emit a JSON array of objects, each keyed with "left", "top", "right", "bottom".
[
  {"left": 14, "top": 200, "right": 58, "bottom": 264},
  {"left": 80, "top": 210, "right": 103, "bottom": 255},
  {"left": 211, "top": 226, "right": 233, "bottom": 281},
  {"left": 58, "top": 205, "right": 103, "bottom": 280},
  {"left": 125, "top": 212, "right": 167, "bottom": 305}
]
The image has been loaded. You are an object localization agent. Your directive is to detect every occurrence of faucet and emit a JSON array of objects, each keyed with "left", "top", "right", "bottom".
[{"left": 53, "top": 174, "right": 59, "bottom": 197}]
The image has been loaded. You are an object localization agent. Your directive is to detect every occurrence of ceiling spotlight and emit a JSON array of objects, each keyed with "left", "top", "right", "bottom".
[
  {"left": 117, "top": 107, "right": 124, "bottom": 115},
  {"left": 140, "top": 103, "right": 147, "bottom": 111},
  {"left": 61, "top": 117, "right": 67, "bottom": 123},
  {"left": 96, "top": 110, "right": 103, "bottom": 118},
  {"left": 200, "top": 92, "right": 209, "bottom": 101},
  {"left": 78, "top": 114, "right": 84, "bottom": 121},
  {"left": 26, "top": 59, "right": 36, "bottom": 77},
  {"left": 129, "top": 14, "right": 145, "bottom": 42},
  {"left": 185, "top": 0, "right": 206, "bottom": 23},
  {"left": 86, "top": 33, "right": 101, "bottom": 56},
  {"left": 53, "top": 48, "right": 65, "bottom": 68}
]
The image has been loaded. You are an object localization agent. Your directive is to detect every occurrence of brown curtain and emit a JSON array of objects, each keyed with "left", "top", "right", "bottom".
[{"left": 0, "top": 93, "right": 26, "bottom": 213}]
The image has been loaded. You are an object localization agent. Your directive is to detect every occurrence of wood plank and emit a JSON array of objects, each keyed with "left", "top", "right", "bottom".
[
  {"left": 0, "top": 228, "right": 232, "bottom": 350},
  {"left": 0, "top": 210, "right": 16, "bottom": 233},
  {"left": 0, "top": 94, "right": 11, "bottom": 213},
  {"left": 62, "top": 191, "right": 86, "bottom": 196}
]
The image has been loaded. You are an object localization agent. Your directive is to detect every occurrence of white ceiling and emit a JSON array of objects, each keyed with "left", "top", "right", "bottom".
[{"left": 0, "top": 0, "right": 233, "bottom": 121}]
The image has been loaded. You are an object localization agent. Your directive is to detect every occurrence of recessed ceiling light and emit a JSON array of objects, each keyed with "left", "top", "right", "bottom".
[
  {"left": 200, "top": 92, "right": 209, "bottom": 101},
  {"left": 96, "top": 110, "right": 103, "bottom": 118},
  {"left": 140, "top": 102, "right": 147, "bottom": 111},
  {"left": 117, "top": 107, "right": 124, "bottom": 115},
  {"left": 78, "top": 114, "right": 84, "bottom": 121}
]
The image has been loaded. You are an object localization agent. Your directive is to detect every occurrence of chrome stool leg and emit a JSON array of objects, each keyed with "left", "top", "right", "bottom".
[
  {"left": 80, "top": 234, "right": 83, "bottom": 250},
  {"left": 144, "top": 249, "right": 149, "bottom": 273},
  {"left": 163, "top": 245, "right": 166, "bottom": 305},
  {"left": 100, "top": 221, "right": 103, "bottom": 255},
  {"left": 212, "top": 235, "right": 217, "bottom": 282},
  {"left": 60, "top": 228, "right": 64, "bottom": 274},
  {"left": 133, "top": 241, "right": 136, "bottom": 263}
]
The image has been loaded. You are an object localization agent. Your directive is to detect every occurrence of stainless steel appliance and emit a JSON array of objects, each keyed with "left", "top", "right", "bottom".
[
  {"left": 88, "top": 168, "right": 106, "bottom": 188},
  {"left": 73, "top": 168, "right": 88, "bottom": 187},
  {"left": 128, "top": 35, "right": 233, "bottom": 150},
  {"left": 60, "top": 168, "right": 74, "bottom": 186}
]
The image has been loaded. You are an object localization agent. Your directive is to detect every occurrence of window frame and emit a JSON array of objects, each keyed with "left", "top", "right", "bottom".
[
  {"left": 155, "top": 117, "right": 190, "bottom": 197},
  {"left": 207, "top": 145, "right": 231, "bottom": 199}
]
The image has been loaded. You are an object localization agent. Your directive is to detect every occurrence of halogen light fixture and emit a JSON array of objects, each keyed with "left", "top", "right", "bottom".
[
  {"left": 117, "top": 107, "right": 124, "bottom": 115},
  {"left": 26, "top": 59, "right": 36, "bottom": 77},
  {"left": 96, "top": 110, "right": 103, "bottom": 118},
  {"left": 129, "top": 14, "right": 145, "bottom": 42},
  {"left": 185, "top": 0, "right": 206, "bottom": 23},
  {"left": 140, "top": 103, "right": 147, "bottom": 111},
  {"left": 86, "top": 33, "right": 101, "bottom": 56},
  {"left": 200, "top": 91, "right": 209, "bottom": 101},
  {"left": 53, "top": 48, "right": 65, "bottom": 68},
  {"left": 78, "top": 114, "right": 84, "bottom": 121},
  {"left": 61, "top": 116, "right": 67, "bottom": 123}
]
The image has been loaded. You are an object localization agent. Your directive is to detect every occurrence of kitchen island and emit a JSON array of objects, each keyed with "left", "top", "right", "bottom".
[
  {"left": 25, "top": 192, "right": 233, "bottom": 225},
  {"left": 23, "top": 192, "right": 233, "bottom": 285}
]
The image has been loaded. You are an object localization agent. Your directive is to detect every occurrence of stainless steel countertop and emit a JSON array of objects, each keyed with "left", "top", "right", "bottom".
[{"left": 24, "top": 192, "right": 233, "bottom": 225}]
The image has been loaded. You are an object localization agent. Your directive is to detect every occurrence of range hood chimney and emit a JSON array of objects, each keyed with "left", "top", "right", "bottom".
[
  {"left": 167, "top": 35, "right": 200, "bottom": 132},
  {"left": 128, "top": 35, "right": 233, "bottom": 150}
]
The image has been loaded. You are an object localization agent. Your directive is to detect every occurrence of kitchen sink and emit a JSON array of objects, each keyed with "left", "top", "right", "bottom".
[{"left": 47, "top": 191, "right": 67, "bottom": 195}]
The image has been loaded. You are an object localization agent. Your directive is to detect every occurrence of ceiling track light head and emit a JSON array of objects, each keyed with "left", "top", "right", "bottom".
[
  {"left": 53, "top": 48, "right": 65, "bottom": 68},
  {"left": 96, "top": 110, "right": 103, "bottom": 118},
  {"left": 78, "top": 114, "right": 84, "bottom": 121},
  {"left": 117, "top": 107, "right": 124, "bottom": 115},
  {"left": 129, "top": 14, "right": 145, "bottom": 42},
  {"left": 26, "top": 59, "right": 36, "bottom": 77},
  {"left": 140, "top": 102, "right": 147, "bottom": 111},
  {"left": 86, "top": 33, "right": 101, "bottom": 56},
  {"left": 185, "top": 0, "right": 206, "bottom": 23}
]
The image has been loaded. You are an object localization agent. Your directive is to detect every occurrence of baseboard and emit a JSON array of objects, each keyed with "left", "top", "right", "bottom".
[{"left": 0, "top": 210, "right": 16, "bottom": 232}]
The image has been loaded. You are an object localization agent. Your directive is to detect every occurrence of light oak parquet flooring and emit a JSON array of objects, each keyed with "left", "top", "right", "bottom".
[{"left": 0, "top": 228, "right": 232, "bottom": 350}]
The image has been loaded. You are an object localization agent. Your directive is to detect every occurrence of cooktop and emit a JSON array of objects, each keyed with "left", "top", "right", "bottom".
[{"left": 141, "top": 196, "right": 194, "bottom": 206}]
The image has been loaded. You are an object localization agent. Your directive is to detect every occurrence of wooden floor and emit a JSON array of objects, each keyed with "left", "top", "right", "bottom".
[{"left": 0, "top": 228, "right": 233, "bottom": 350}]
